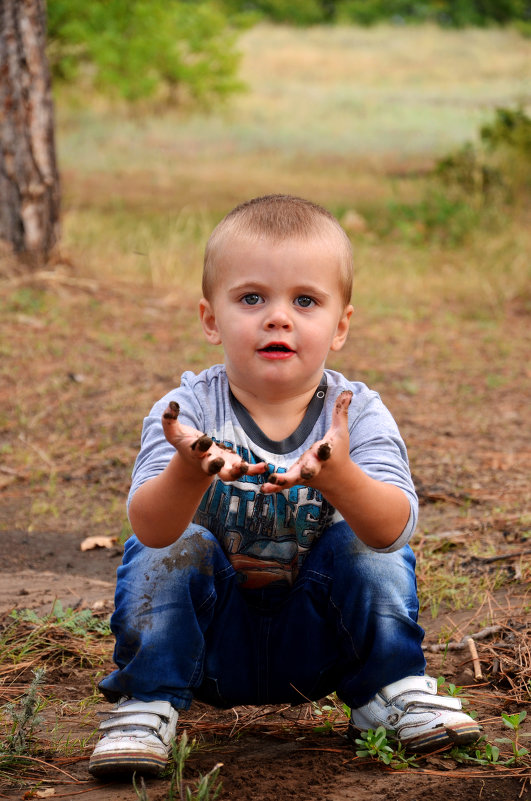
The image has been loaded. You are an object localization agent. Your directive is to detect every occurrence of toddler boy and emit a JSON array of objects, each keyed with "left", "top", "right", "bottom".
[{"left": 89, "top": 194, "right": 480, "bottom": 776}]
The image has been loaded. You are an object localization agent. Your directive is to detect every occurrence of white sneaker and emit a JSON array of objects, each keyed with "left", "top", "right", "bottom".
[
  {"left": 89, "top": 698, "right": 179, "bottom": 777},
  {"left": 350, "top": 675, "right": 481, "bottom": 752}
]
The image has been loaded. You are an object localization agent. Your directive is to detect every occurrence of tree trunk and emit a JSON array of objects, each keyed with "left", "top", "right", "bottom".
[{"left": 0, "top": 0, "right": 60, "bottom": 267}]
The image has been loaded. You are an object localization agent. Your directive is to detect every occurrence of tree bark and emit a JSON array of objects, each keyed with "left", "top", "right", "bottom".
[{"left": 0, "top": 0, "right": 60, "bottom": 266}]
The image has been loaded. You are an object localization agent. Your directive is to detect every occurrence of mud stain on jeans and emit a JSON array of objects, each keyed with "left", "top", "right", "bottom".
[{"left": 161, "top": 530, "right": 217, "bottom": 576}]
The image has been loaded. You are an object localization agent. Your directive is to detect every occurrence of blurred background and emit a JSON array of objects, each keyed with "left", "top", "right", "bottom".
[
  {"left": 44, "top": 0, "right": 531, "bottom": 314},
  {"left": 0, "top": 8, "right": 530, "bottom": 791}
]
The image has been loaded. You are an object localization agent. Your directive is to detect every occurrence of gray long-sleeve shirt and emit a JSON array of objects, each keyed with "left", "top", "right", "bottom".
[{"left": 128, "top": 365, "right": 418, "bottom": 588}]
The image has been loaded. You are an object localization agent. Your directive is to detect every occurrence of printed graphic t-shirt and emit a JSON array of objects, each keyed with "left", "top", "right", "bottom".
[{"left": 128, "top": 366, "right": 418, "bottom": 589}]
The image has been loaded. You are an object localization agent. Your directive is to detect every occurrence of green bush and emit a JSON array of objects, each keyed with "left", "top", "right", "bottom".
[
  {"left": 435, "top": 143, "right": 502, "bottom": 197},
  {"left": 436, "top": 106, "right": 531, "bottom": 197},
  {"left": 47, "top": 0, "right": 243, "bottom": 106},
  {"left": 480, "top": 106, "right": 531, "bottom": 158},
  {"left": 383, "top": 106, "right": 531, "bottom": 247}
]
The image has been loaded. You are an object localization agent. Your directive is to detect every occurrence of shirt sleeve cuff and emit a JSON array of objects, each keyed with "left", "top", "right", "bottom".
[{"left": 368, "top": 505, "right": 417, "bottom": 553}]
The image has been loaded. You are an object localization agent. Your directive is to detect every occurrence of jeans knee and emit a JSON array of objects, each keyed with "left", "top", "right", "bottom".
[
  {"left": 116, "top": 526, "right": 234, "bottom": 613},
  {"left": 323, "top": 523, "right": 415, "bottom": 577},
  {"left": 114, "top": 526, "right": 234, "bottom": 630},
  {"left": 303, "top": 522, "right": 419, "bottom": 618},
  {"left": 159, "top": 526, "right": 227, "bottom": 578},
  {"left": 122, "top": 525, "right": 228, "bottom": 577}
]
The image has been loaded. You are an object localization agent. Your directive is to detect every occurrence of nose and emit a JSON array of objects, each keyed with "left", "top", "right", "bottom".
[{"left": 264, "top": 302, "right": 293, "bottom": 330}]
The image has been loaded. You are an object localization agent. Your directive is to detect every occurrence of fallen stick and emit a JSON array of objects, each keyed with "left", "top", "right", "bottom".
[
  {"left": 424, "top": 624, "right": 502, "bottom": 652},
  {"left": 466, "top": 636, "right": 483, "bottom": 680},
  {"left": 469, "top": 549, "right": 531, "bottom": 563}
]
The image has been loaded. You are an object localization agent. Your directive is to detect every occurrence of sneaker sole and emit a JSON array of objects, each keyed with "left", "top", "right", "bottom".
[
  {"left": 89, "top": 751, "right": 167, "bottom": 777},
  {"left": 403, "top": 721, "right": 482, "bottom": 752}
]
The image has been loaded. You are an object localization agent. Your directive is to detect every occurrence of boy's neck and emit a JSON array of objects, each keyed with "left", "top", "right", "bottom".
[{"left": 229, "top": 381, "right": 321, "bottom": 442}]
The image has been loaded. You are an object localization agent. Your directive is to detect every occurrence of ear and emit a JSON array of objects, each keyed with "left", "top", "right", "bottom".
[
  {"left": 199, "top": 298, "right": 222, "bottom": 345},
  {"left": 330, "top": 304, "right": 353, "bottom": 352}
]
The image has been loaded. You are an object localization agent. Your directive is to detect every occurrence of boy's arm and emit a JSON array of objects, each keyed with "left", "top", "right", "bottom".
[
  {"left": 261, "top": 392, "right": 411, "bottom": 550},
  {"left": 129, "top": 402, "right": 266, "bottom": 548}
]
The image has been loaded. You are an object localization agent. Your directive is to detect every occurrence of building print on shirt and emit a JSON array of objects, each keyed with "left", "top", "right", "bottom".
[{"left": 194, "top": 440, "right": 336, "bottom": 588}]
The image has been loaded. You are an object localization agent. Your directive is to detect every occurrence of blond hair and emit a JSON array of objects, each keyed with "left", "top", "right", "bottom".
[{"left": 203, "top": 195, "right": 353, "bottom": 306}]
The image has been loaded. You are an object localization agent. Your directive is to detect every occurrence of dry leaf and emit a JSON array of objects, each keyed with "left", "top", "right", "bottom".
[
  {"left": 24, "top": 789, "right": 56, "bottom": 799},
  {"left": 80, "top": 535, "right": 117, "bottom": 551}
]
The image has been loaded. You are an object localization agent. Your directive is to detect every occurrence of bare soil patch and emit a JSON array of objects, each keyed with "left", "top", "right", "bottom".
[{"left": 0, "top": 273, "right": 529, "bottom": 800}]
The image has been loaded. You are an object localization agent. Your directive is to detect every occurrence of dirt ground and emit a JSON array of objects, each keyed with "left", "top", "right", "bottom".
[{"left": 0, "top": 273, "right": 530, "bottom": 800}]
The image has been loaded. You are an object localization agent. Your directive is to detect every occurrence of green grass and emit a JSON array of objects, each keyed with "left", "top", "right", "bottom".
[{"left": 0, "top": 603, "right": 111, "bottom": 672}]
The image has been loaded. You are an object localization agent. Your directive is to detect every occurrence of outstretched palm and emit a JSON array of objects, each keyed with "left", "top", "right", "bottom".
[{"left": 162, "top": 401, "right": 266, "bottom": 481}]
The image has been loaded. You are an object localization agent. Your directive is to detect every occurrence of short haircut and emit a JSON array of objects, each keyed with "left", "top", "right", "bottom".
[{"left": 202, "top": 194, "right": 353, "bottom": 306}]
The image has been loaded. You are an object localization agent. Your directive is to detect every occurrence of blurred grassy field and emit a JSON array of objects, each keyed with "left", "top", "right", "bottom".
[{"left": 56, "top": 23, "right": 530, "bottom": 316}]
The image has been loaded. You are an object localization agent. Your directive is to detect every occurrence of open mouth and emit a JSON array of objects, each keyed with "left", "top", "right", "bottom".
[
  {"left": 260, "top": 344, "right": 293, "bottom": 353},
  {"left": 258, "top": 343, "right": 295, "bottom": 358}
]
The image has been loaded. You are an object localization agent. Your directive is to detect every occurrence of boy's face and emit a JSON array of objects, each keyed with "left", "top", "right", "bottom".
[{"left": 199, "top": 235, "right": 353, "bottom": 401}]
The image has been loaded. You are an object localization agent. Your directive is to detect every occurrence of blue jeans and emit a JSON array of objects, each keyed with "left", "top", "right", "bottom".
[{"left": 99, "top": 522, "right": 426, "bottom": 710}]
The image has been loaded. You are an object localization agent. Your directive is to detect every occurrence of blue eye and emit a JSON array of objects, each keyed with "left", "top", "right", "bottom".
[
  {"left": 241, "top": 294, "right": 263, "bottom": 305},
  {"left": 295, "top": 296, "right": 314, "bottom": 308}
]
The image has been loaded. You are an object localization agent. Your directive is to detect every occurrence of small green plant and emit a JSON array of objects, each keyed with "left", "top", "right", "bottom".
[
  {"left": 173, "top": 730, "right": 223, "bottom": 801},
  {"left": 133, "top": 730, "right": 223, "bottom": 801},
  {"left": 451, "top": 716, "right": 531, "bottom": 769},
  {"left": 475, "top": 741, "right": 501, "bottom": 766},
  {"left": 354, "top": 726, "right": 418, "bottom": 770},
  {"left": 496, "top": 711, "right": 530, "bottom": 765},
  {"left": 312, "top": 702, "right": 336, "bottom": 734},
  {"left": 354, "top": 726, "right": 394, "bottom": 764},
  {"left": 437, "top": 676, "right": 464, "bottom": 697},
  {"left": 437, "top": 677, "right": 477, "bottom": 719},
  {"left": 0, "top": 668, "right": 46, "bottom": 757},
  {"left": 133, "top": 775, "right": 150, "bottom": 801},
  {"left": 10, "top": 601, "right": 111, "bottom": 638},
  {"left": 451, "top": 737, "right": 502, "bottom": 766}
]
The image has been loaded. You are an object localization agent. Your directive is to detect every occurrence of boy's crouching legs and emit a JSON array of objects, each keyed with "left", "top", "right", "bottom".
[
  {"left": 314, "top": 521, "right": 426, "bottom": 706},
  {"left": 90, "top": 525, "right": 235, "bottom": 777},
  {"left": 318, "top": 523, "right": 481, "bottom": 752}
]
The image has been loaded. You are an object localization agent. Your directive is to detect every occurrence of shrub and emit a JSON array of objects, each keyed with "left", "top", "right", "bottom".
[
  {"left": 437, "top": 106, "right": 531, "bottom": 197},
  {"left": 47, "top": 0, "right": 243, "bottom": 106},
  {"left": 480, "top": 106, "right": 531, "bottom": 158},
  {"left": 381, "top": 106, "right": 531, "bottom": 246}
]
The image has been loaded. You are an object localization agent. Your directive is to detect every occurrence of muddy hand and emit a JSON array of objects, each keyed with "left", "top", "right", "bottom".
[
  {"left": 162, "top": 401, "right": 266, "bottom": 480},
  {"left": 260, "top": 391, "right": 353, "bottom": 493}
]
